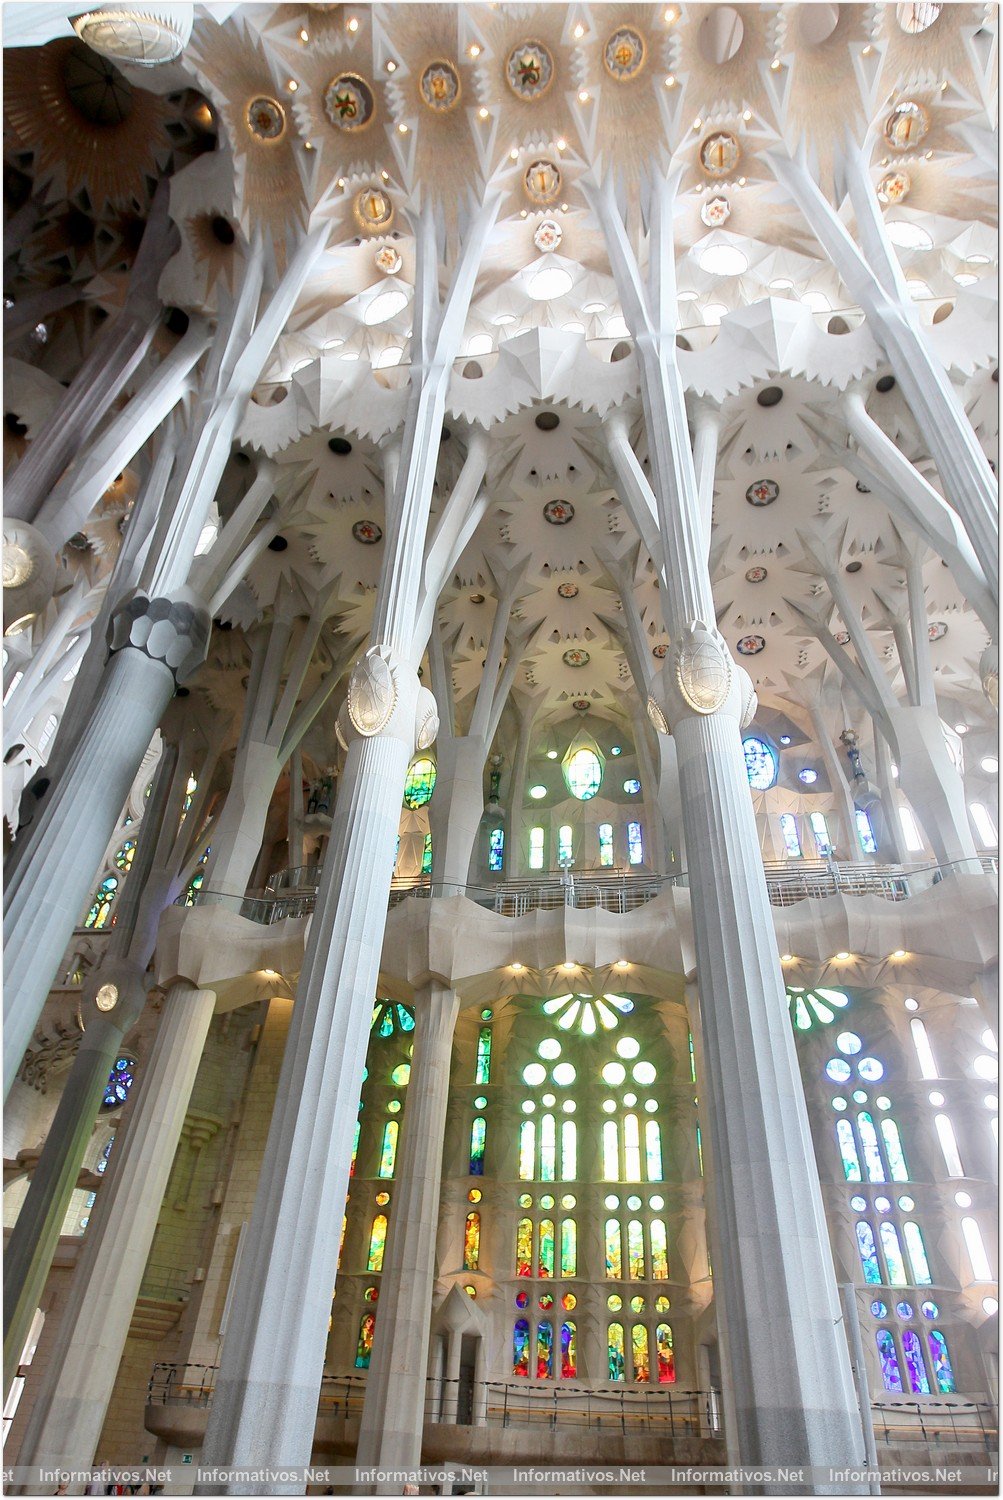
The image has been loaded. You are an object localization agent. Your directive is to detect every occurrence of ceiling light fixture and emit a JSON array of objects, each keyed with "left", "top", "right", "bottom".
[{"left": 347, "top": 16, "right": 359, "bottom": 31}]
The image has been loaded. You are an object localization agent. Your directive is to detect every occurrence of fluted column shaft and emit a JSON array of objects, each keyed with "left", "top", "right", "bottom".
[
  {"left": 15, "top": 983, "right": 217, "bottom": 1474},
  {"left": 356, "top": 984, "right": 461, "bottom": 1472}
]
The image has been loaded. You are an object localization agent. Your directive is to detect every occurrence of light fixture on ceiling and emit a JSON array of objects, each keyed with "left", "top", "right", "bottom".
[
  {"left": 529, "top": 265, "right": 575, "bottom": 301},
  {"left": 72, "top": 5, "right": 194, "bottom": 65},
  {"left": 698, "top": 243, "right": 749, "bottom": 277},
  {"left": 980, "top": 756, "right": 998, "bottom": 775},
  {"left": 364, "top": 287, "right": 409, "bottom": 325},
  {"left": 529, "top": 784, "right": 547, "bottom": 799}
]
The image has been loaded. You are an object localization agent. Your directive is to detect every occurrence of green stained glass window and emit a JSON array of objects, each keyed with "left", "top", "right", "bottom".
[
  {"left": 627, "top": 821, "right": 643, "bottom": 865},
  {"left": 603, "top": 1120, "right": 619, "bottom": 1180},
  {"left": 367, "top": 1214, "right": 387, "bottom": 1271},
  {"left": 656, "top": 1324, "right": 675, "bottom": 1383},
  {"left": 350, "top": 1118, "right": 361, "bottom": 1177},
  {"left": 650, "top": 1220, "right": 669, "bottom": 1280},
  {"left": 378, "top": 1121, "right": 398, "bottom": 1178},
  {"left": 536, "top": 1320, "right": 553, "bottom": 1378},
  {"left": 564, "top": 747, "right": 603, "bottom": 801},
  {"left": 513, "top": 1318, "right": 530, "bottom": 1376},
  {"left": 858, "top": 1112, "right": 885, "bottom": 1182},
  {"left": 561, "top": 1120, "right": 576, "bottom": 1179},
  {"left": 488, "top": 827, "right": 504, "bottom": 872},
  {"left": 390, "top": 1063, "right": 410, "bottom": 1086},
  {"left": 631, "top": 1324, "right": 649, "bottom": 1382},
  {"left": 464, "top": 1211, "right": 480, "bottom": 1271},
  {"left": 516, "top": 1218, "right": 533, "bottom": 1277},
  {"left": 856, "top": 1222, "right": 881, "bottom": 1284},
  {"left": 519, "top": 1120, "right": 535, "bottom": 1181},
  {"left": 355, "top": 1311, "right": 375, "bottom": 1368},
  {"left": 85, "top": 875, "right": 118, "bottom": 929},
  {"left": 880, "top": 1221, "right": 908, "bottom": 1285},
  {"left": 787, "top": 986, "right": 850, "bottom": 1031},
  {"left": 469, "top": 1116, "right": 486, "bottom": 1175},
  {"left": 540, "top": 1114, "right": 556, "bottom": 1181},
  {"left": 421, "top": 832, "right": 433, "bottom": 875},
  {"left": 475, "top": 1027, "right": 492, "bottom": 1084},
  {"left": 696, "top": 1124, "right": 704, "bottom": 1176},
  {"left": 560, "top": 1219, "right": 577, "bottom": 1277},
  {"left": 605, "top": 1220, "right": 622, "bottom": 1279},
  {"left": 836, "top": 1119, "right": 862, "bottom": 1180},
  {"left": 403, "top": 756, "right": 436, "bottom": 809},
  {"left": 688, "top": 1032, "right": 697, "bottom": 1082},
  {"left": 608, "top": 1323, "right": 625, "bottom": 1381},
  {"left": 544, "top": 993, "right": 634, "bottom": 1034},
  {"left": 644, "top": 1120, "right": 663, "bottom": 1180},
  {"left": 881, "top": 1119, "right": 909, "bottom": 1181},
  {"left": 598, "top": 823, "right": 614, "bottom": 867},
  {"left": 539, "top": 1219, "right": 555, "bottom": 1277},
  {"left": 113, "top": 840, "right": 135, "bottom": 871},
  {"left": 627, "top": 1220, "right": 645, "bottom": 1279}
]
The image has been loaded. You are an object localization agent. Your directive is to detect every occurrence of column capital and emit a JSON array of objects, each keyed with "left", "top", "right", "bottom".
[
  {"left": 335, "top": 644, "right": 438, "bottom": 753},
  {"left": 107, "top": 587, "right": 211, "bottom": 687},
  {"left": 645, "top": 621, "right": 758, "bottom": 735}
]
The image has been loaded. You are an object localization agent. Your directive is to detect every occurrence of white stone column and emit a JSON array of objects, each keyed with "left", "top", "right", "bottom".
[
  {"left": 3, "top": 591, "right": 210, "bottom": 1098},
  {"left": 14, "top": 983, "right": 217, "bottom": 1473},
  {"left": 589, "top": 168, "right": 865, "bottom": 1484},
  {"left": 356, "top": 983, "right": 460, "bottom": 1470}
]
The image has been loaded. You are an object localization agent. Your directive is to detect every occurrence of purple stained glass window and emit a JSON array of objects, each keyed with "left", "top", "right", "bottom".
[
  {"left": 876, "top": 1329, "right": 903, "bottom": 1392},
  {"left": 901, "top": 1330, "right": 931, "bottom": 1394}
]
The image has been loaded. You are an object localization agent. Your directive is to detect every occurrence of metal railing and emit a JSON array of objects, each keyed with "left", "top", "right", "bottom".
[
  {"left": 177, "top": 853, "right": 996, "bottom": 927},
  {"left": 871, "top": 1398, "right": 998, "bottom": 1454}
]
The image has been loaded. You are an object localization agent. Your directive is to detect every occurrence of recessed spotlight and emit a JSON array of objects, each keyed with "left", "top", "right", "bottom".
[
  {"left": 781, "top": 954, "right": 795, "bottom": 963},
  {"left": 562, "top": 961, "right": 577, "bottom": 971},
  {"left": 981, "top": 756, "right": 999, "bottom": 775},
  {"left": 510, "top": 148, "right": 519, "bottom": 160},
  {"left": 770, "top": 57, "right": 782, "bottom": 70},
  {"left": 469, "top": 43, "right": 481, "bottom": 57},
  {"left": 890, "top": 950, "right": 908, "bottom": 960},
  {"left": 386, "top": 60, "right": 397, "bottom": 72},
  {"left": 511, "top": 961, "right": 525, "bottom": 972},
  {"left": 692, "top": 117, "right": 702, "bottom": 131},
  {"left": 287, "top": 79, "right": 298, "bottom": 91},
  {"left": 780, "top": 734, "right": 792, "bottom": 746},
  {"left": 398, "top": 123, "right": 409, "bottom": 134},
  {"left": 557, "top": 138, "right": 567, "bottom": 151},
  {"left": 904, "top": 997, "right": 919, "bottom": 1011},
  {"left": 578, "top": 90, "right": 590, "bottom": 103},
  {"left": 573, "top": 23, "right": 585, "bottom": 39},
  {"left": 381, "top": 170, "right": 389, "bottom": 181},
  {"left": 347, "top": 16, "right": 359, "bottom": 31},
  {"left": 954, "top": 723, "right": 968, "bottom": 735},
  {"left": 615, "top": 960, "right": 629, "bottom": 970},
  {"left": 834, "top": 952, "right": 851, "bottom": 961},
  {"left": 478, "top": 107, "right": 489, "bottom": 119},
  {"left": 529, "top": 784, "right": 547, "bottom": 799},
  {"left": 742, "top": 109, "right": 752, "bottom": 122},
  {"left": 664, "top": 74, "right": 676, "bottom": 87},
  {"left": 299, "top": 28, "right": 309, "bottom": 42},
  {"left": 929, "top": 1091, "right": 945, "bottom": 1107},
  {"left": 546, "top": 749, "right": 559, "bottom": 760}
]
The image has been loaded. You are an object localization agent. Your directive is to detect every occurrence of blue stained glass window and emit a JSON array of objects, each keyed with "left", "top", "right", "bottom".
[
  {"left": 743, "top": 737, "right": 778, "bottom": 790},
  {"left": 421, "top": 832, "right": 433, "bottom": 875},
  {"left": 622, "top": 778, "right": 641, "bottom": 795},
  {"left": 779, "top": 813, "right": 802, "bottom": 857},
  {"left": 488, "top": 827, "right": 504, "bottom": 872},
  {"left": 876, "top": 1329, "right": 904, "bottom": 1391},
  {"left": 113, "top": 840, "right": 136, "bottom": 871},
  {"left": 855, "top": 809, "right": 877, "bottom": 854},
  {"left": 880, "top": 1221, "right": 908, "bottom": 1285},
  {"left": 513, "top": 1318, "right": 530, "bottom": 1376},
  {"left": 810, "top": 811, "right": 833, "bottom": 855},
  {"left": 857, "top": 1112, "right": 885, "bottom": 1182},
  {"left": 627, "top": 822, "right": 643, "bottom": 865},
  {"left": 856, "top": 1221, "right": 881, "bottom": 1284},
  {"left": 469, "top": 1116, "right": 486, "bottom": 1175},
  {"left": 902, "top": 1330, "right": 931, "bottom": 1394},
  {"left": 836, "top": 1120, "right": 862, "bottom": 1180},
  {"left": 403, "top": 757, "right": 437, "bottom": 809},
  {"left": 85, "top": 875, "right": 118, "bottom": 929},
  {"left": 598, "top": 823, "right": 614, "bottom": 866},
  {"left": 927, "top": 1331, "right": 956, "bottom": 1393},
  {"left": 103, "top": 1056, "right": 134, "bottom": 1109},
  {"left": 880, "top": 1119, "right": 909, "bottom": 1182},
  {"left": 95, "top": 1138, "right": 114, "bottom": 1175}
]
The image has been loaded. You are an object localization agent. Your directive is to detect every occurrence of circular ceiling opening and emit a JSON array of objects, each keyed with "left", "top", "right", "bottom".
[
  {"left": 757, "top": 385, "right": 784, "bottom": 407},
  {"left": 211, "top": 216, "right": 236, "bottom": 246},
  {"left": 328, "top": 436, "right": 352, "bottom": 455},
  {"left": 528, "top": 265, "right": 574, "bottom": 301},
  {"left": 535, "top": 411, "right": 560, "bottom": 432},
  {"left": 364, "top": 287, "right": 409, "bottom": 325},
  {"left": 610, "top": 341, "right": 632, "bottom": 363},
  {"left": 5, "top": 413, "right": 28, "bottom": 437},
  {"left": 698, "top": 243, "right": 749, "bottom": 277},
  {"left": 799, "top": 3, "right": 842, "bottom": 45},
  {"left": 845, "top": 560, "right": 863, "bottom": 574},
  {"left": 932, "top": 302, "right": 954, "bottom": 324},
  {"left": 61, "top": 40, "right": 134, "bottom": 125},
  {"left": 165, "top": 307, "right": 190, "bottom": 337},
  {"left": 827, "top": 316, "right": 851, "bottom": 335},
  {"left": 268, "top": 535, "right": 289, "bottom": 552},
  {"left": 698, "top": 6, "right": 744, "bottom": 64},
  {"left": 875, "top": 375, "right": 896, "bottom": 393}
]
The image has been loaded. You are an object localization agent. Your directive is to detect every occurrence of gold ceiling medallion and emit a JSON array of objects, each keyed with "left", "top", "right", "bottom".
[
  {"left": 699, "top": 131, "right": 741, "bottom": 177},
  {"left": 324, "top": 72, "right": 375, "bottom": 132},
  {"left": 245, "top": 96, "right": 285, "bottom": 141},
  {"left": 353, "top": 186, "right": 394, "bottom": 233},
  {"left": 603, "top": 27, "right": 646, "bottom": 82},
  {"left": 524, "top": 158, "right": 561, "bottom": 205},
  {"left": 877, "top": 169, "right": 911, "bottom": 204},
  {"left": 420, "top": 59, "right": 461, "bottom": 112},
  {"left": 884, "top": 100, "right": 929, "bottom": 152},
  {"left": 505, "top": 40, "right": 555, "bottom": 100}
]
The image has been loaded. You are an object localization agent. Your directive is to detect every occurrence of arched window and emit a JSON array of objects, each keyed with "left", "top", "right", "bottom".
[
  {"left": 901, "top": 1330, "right": 931, "bottom": 1394},
  {"left": 539, "top": 1113, "right": 556, "bottom": 1181},
  {"left": 902, "top": 1222, "right": 932, "bottom": 1285},
  {"left": 603, "top": 1120, "right": 619, "bottom": 1179},
  {"left": 516, "top": 1218, "right": 533, "bottom": 1277},
  {"left": 367, "top": 1214, "right": 387, "bottom": 1272},
  {"left": 102, "top": 1056, "right": 134, "bottom": 1109},
  {"left": 561, "top": 1120, "right": 577, "bottom": 1179},
  {"left": 876, "top": 1329, "right": 904, "bottom": 1391},
  {"left": 519, "top": 1121, "right": 535, "bottom": 1181},
  {"left": 631, "top": 1324, "right": 649, "bottom": 1382},
  {"left": 560, "top": 1220, "right": 577, "bottom": 1277},
  {"left": 927, "top": 1330, "right": 957, "bottom": 1393},
  {"left": 560, "top": 1321, "right": 577, "bottom": 1378},
  {"left": 558, "top": 825, "right": 573, "bottom": 863},
  {"left": 855, "top": 809, "right": 877, "bottom": 854},
  {"left": 113, "top": 840, "right": 136, "bottom": 871},
  {"left": 645, "top": 1120, "right": 663, "bottom": 1179},
  {"left": 626, "top": 1220, "right": 645, "bottom": 1278},
  {"left": 879, "top": 1222, "right": 908, "bottom": 1285},
  {"left": 463, "top": 1212, "right": 480, "bottom": 1271},
  {"left": 608, "top": 1323, "right": 626, "bottom": 1381},
  {"left": 475, "top": 1027, "right": 492, "bottom": 1084},
  {"left": 488, "top": 827, "right": 504, "bottom": 871},
  {"left": 85, "top": 875, "right": 118, "bottom": 929},
  {"left": 36, "top": 714, "right": 58, "bottom": 755},
  {"left": 537, "top": 1320, "right": 554, "bottom": 1377},
  {"left": 656, "top": 1324, "right": 675, "bottom": 1383},
  {"left": 880, "top": 1119, "right": 909, "bottom": 1181},
  {"left": 856, "top": 1221, "right": 881, "bottom": 1284},
  {"left": 961, "top": 1216, "right": 992, "bottom": 1281},
  {"left": 649, "top": 1220, "right": 669, "bottom": 1280},
  {"left": 857, "top": 1112, "right": 885, "bottom": 1182},
  {"left": 605, "top": 1220, "right": 623, "bottom": 1278},
  {"left": 421, "top": 832, "right": 433, "bottom": 875},
  {"left": 779, "top": 813, "right": 802, "bottom": 858},
  {"left": 910, "top": 1018, "right": 939, "bottom": 1078},
  {"left": 809, "top": 811, "right": 833, "bottom": 855},
  {"left": 529, "top": 827, "right": 545, "bottom": 870},
  {"left": 469, "top": 1117, "right": 486, "bottom": 1175},
  {"left": 539, "top": 1219, "right": 555, "bottom": 1277},
  {"left": 378, "top": 1122, "right": 398, "bottom": 1178},
  {"left": 598, "top": 823, "right": 614, "bottom": 867},
  {"left": 836, "top": 1120, "right": 862, "bottom": 1180},
  {"left": 355, "top": 1312, "right": 375, "bottom": 1368},
  {"left": 627, "top": 821, "right": 644, "bottom": 864},
  {"left": 513, "top": 1318, "right": 530, "bottom": 1376},
  {"left": 933, "top": 1115, "right": 964, "bottom": 1176},
  {"left": 403, "top": 757, "right": 436, "bottom": 809}
]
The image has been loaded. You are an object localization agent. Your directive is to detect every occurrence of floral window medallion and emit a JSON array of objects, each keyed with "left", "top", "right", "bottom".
[
  {"left": 700, "top": 196, "right": 731, "bottom": 227},
  {"left": 563, "top": 648, "right": 590, "bottom": 667},
  {"left": 746, "top": 478, "right": 779, "bottom": 506},
  {"left": 604, "top": 27, "right": 646, "bottom": 81},
  {"left": 736, "top": 634, "right": 766, "bottom": 656},
  {"left": 420, "top": 59, "right": 461, "bottom": 112},
  {"left": 543, "top": 499, "right": 575, "bottom": 525},
  {"left": 877, "top": 170, "right": 911, "bottom": 205},
  {"left": 352, "top": 520, "right": 383, "bottom": 544},
  {"left": 246, "top": 96, "right": 285, "bottom": 140},
  {"left": 325, "top": 73, "right": 375, "bottom": 132},
  {"left": 505, "top": 41, "right": 555, "bottom": 100}
]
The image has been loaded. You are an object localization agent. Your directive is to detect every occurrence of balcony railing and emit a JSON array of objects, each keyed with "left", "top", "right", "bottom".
[{"left": 176, "top": 855, "right": 997, "bottom": 927}]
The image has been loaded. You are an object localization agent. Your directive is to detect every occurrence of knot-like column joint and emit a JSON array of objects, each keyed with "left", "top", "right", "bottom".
[
  {"left": 645, "top": 620, "right": 758, "bottom": 736},
  {"left": 335, "top": 644, "right": 439, "bottom": 754},
  {"left": 107, "top": 587, "right": 211, "bottom": 686}
]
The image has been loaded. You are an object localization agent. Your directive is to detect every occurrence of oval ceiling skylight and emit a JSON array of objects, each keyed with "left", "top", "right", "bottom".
[
  {"left": 802, "top": 291, "right": 831, "bottom": 312},
  {"left": 374, "top": 345, "right": 403, "bottom": 368},
  {"left": 703, "top": 302, "right": 728, "bottom": 325},
  {"left": 364, "top": 287, "right": 409, "bottom": 325},
  {"left": 466, "top": 333, "right": 493, "bottom": 356},
  {"left": 886, "top": 219, "right": 933, "bottom": 251},
  {"left": 528, "top": 265, "right": 574, "bottom": 301},
  {"left": 698, "top": 243, "right": 748, "bottom": 277},
  {"left": 605, "top": 313, "right": 629, "bottom": 336}
]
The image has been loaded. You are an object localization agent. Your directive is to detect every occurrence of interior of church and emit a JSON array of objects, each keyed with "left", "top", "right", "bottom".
[{"left": 2, "top": 2, "right": 999, "bottom": 1494}]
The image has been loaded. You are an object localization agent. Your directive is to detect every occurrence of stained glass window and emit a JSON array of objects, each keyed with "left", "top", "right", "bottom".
[
  {"left": 519, "top": 1121, "right": 535, "bottom": 1181},
  {"left": 603, "top": 1120, "right": 619, "bottom": 1180},
  {"left": 627, "top": 822, "right": 643, "bottom": 865},
  {"left": 650, "top": 1220, "right": 669, "bottom": 1280},
  {"left": 529, "top": 827, "right": 545, "bottom": 870},
  {"left": 857, "top": 1112, "right": 885, "bottom": 1182},
  {"left": 95, "top": 1137, "right": 114, "bottom": 1175},
  {"left": 810, "top": 811, "right": 833, "bottom": 855},
  {"left": 836, "top": 1119, "right": 862, "bottom": 1180},
  {"left": 545, "top": 993, "right": 634, "bottom": 1033},
  {"left": 539, "top": 1219, "right": 555, "bottom": 1277},
  {"left": 901, "top": 1330, "right": 931, "bottom": 1394},
  {"left": 367, "top": 1214, "right": 387, "bottom": 1271},
  {"left": 961, "top": 1217, "right": 992, "bottom": 1280},
  {"left": 469, "top": 1116, "right": 486, "bottom": 1175},
  {"left": 514, "top": 1318, "right": 530, "bottom": 1376},
  {"left": 113, "top": 840, "right": 136, "bottom": 871},
  {"left": 743, "top": 737, "right": 778, "bottom": 790},
  {"left": 378, "top": 1122, "right": 398, "bottom": 1178},
  {"left": 350, "top": 1118, "right": 361, "bottom": 1176},
  {"left": 927, "top": 1331, "right": 957, "bottom": 1393},
  {"left": 880, "top": 1221, "right": 908, "bottom": 1285},
  {"left": 540, "top": 1114, "right": 556, "bottom": 1181},
  {"left": 372, "top": 1001, "right": 416, "bottom": 1036},
  {"left": 627, "top": 1220, "right": 645, "bottom": 1279},
  {"left": 537, "top": 1320, "right": 554, "bottom": 1377},
  {"left": 605, "top": 1220, "right": 622, "bottom": 1279},
  {"left": 475, "top": 1027, "right": 492, "bottom": 1084},
  {"left": 488, "top": 827, "right": 504, "bottom": 872},
  {"left": 934, "top": 1115, "right": 963, "bottom": 1176},
  {"left": 561, "top": 1321, "right": 577, "bottom": 1378},
  {"left": 390, "top": 1063, "right": 410, "bottom": 1086},
  {"left": 631, "top": 1324, "right": 649, "bottom": 1382},
  {"left": 779, "top": 813, "right": 802, "bottom": 858},
  {"left": 516, "top": 1218, "right": 533, "bottom": 1277},
  {"left": 560, "top": 1219, "right": 577, "bottom": 1277},
  {"left": 903, "top": 1221, "right": 933, "bottom": 1284},
  {"left": 645, "top": 1121, "right": 663, "bottom": 1180},
  {"left": 85, "top": 875, "right": 118, "bottom": 929},
  {"left": 855, "top": 809, "right": 877, "bottom": 854},
  {"left": 856, "top": 1221, "right": 881, "bottom": 1284},
  {"left": 910, "top": 1019, "right": 938, "bottom": 1078},
  {"left": 355, "top": 1312, "right": 375, "bottom": 1368},
  {"left": 464, "top": 1212, "right": 480, "bottom": 1271},
  {"left": 403, "top": 757, "right": 436, "bottom": 809},
  {"left": 598, "top": 823, "right": 614, "bottom": 867},
  {"left": 558, "top": 825, "right": 573, "bottom": 864},
  {"left": 880, "top": 1120, "right": 909, "bottom": 1181},
  {"left": 102, "top": 1056, "right": 134, "bottom": 1109},
  {"left": 421, "top": 832, "right": 433, "bottom": 875},
  {"left": 623, "top": 778, "right": 641, "bottom": 795},
  {"left": 561, "top": 1120, "right": 577, "bottom": 1179},
  {"left": 696, "top": 1124, "right": 704, "bottom": 1176},
  {"left": 656, "top": 1323, "right": 675, "bottom": 1383},
  {"left": 564, "top": 747, "right": 603, "bottom": 801},
  {"left": 876, "top": 1329, "right": 904, "bottom": 1391},
  {"left": 624, "top": 1115, "right": 641, "bottom": 1180},
  {"left": 608, "top": 1323, "right": 626, "bottom": 1381}
]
